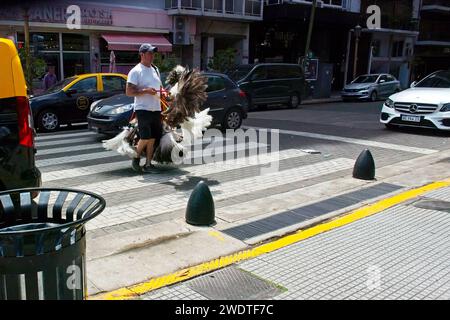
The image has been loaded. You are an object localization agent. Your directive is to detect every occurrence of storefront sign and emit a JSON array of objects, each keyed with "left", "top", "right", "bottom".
[{"left": 0, "top": 4, "right": 112, "bottom": 26}]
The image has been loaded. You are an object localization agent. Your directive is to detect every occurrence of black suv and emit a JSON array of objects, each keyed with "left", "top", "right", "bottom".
[
  {"left": 0, "top": 38, "right": 41, "bottom": 192},
  {"left": 228, "top": 63, "right": 305, "bottom": 110}
]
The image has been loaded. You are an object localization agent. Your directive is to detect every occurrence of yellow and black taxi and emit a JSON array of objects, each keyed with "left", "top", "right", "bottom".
[
  {"left": 30, "top": 73, "right": 127, "bottom": 132},
  {"left": 0, "top": 38, "right": 41, "bottom": 192}
]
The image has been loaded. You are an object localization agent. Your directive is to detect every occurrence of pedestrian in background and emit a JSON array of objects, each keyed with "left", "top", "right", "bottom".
[{"left": 43, "top": 65, "right": 57, "bottom": 90}]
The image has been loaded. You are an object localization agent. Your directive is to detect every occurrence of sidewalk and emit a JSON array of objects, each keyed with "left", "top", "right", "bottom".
[
  {"left": 137, "top": 180, "right": 450, "bottom": 300},
  {"left": 301, "top": 91, "right": 342, "bottom": 105},
  {"left": 88, "top": 148, "right": 450, "bottom": 300}
]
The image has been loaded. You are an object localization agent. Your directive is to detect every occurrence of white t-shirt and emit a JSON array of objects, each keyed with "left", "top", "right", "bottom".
[{"left": 127, "top": 63, "right": 162, "bottom": 111}]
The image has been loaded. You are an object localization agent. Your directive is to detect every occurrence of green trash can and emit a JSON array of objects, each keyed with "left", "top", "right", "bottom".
[{"left": 0, "top": 188, "right": 105, "bottom": 300}]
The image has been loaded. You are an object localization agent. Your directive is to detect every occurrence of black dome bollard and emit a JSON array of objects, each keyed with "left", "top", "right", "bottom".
[
  {"left": 353, "top": 149, "right": 376, "bottom": 180},
  {"left": 186, "top": 181, "right": 216, "bottom": 226}
]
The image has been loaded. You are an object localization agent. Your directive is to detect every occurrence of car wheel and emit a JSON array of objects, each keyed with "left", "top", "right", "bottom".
[
  {"left": 370, "top": 91, "right": 378, "bottom": 102},
  {"left": 222, "top": 108, "right": 243, "bottom": 130},
  {"left": 38, "top": 110, "right": 60, "bottom": 132},
  {"left": 288, "top": 93, "right": 301, "bottom": 109}
]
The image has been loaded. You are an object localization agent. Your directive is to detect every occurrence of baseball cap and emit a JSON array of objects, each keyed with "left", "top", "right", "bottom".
[{"left": 139, "top": 43, "right": 158, "bottom": 53}]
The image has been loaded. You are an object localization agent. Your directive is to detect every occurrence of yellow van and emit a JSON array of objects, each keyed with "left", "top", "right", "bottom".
[{"left": 0, "top": 38, "right": 41, "bottom": 191}]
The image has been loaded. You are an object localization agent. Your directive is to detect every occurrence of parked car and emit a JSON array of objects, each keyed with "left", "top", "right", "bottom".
[
  {"left": 380, "top": 70, "right": 450, "bottom": 131},
  {"left": 341, "top": 73, "right": 401, "bottom": 102},
  {"left": 0, "top": 38, "right": 41, "bottom": 192},
  {"left": 87, "top": 72, "right": 248, "bottom": 135},
  {"left": 228, "top": 63, "right": 305, "bottom": 110},
  {"left": 30, "top": 73, "right": 127, "bottom": 132}
]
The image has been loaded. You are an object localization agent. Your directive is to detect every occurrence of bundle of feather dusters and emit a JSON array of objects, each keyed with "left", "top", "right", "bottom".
[{"left": 102, "top": 65, "right": 212, "bottom": 165}]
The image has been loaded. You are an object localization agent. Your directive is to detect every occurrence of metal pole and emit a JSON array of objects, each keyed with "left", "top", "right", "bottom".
[
  {"left": 303, "top": 0, "right": 317, "bottom": 67},
  {"left": 23, "top": 6, "right": 31, "bottom": 91},
  {"left": 344, "top": 29, "right": 352, "bottom": 85},
  {"left": 353, "top": 36, "right": 359, "bottom": 79},
  {"left": 367, "top": 45, "right": 373, "bottom": 74}
]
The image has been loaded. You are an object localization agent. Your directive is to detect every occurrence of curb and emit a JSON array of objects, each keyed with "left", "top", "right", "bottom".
[{"left": 91, "top": 178, "right": 450, "bottom": 300}]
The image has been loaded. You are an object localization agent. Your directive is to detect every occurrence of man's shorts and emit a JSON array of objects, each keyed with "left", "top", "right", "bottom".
[{"left": 135, "top": 110, "right": 162, "bottom": 140}]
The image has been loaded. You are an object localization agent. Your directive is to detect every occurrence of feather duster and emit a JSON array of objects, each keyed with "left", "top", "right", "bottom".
[
  {"left": 102, "top": 126, "right": 138, "bottom": 158},
  {"left": 163, "top": 68, "right": 208, "bottom": 128}
]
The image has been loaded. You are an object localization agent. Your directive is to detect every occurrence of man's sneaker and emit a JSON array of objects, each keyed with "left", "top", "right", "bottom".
[
  {"left": 131, "top": 158, "right": 141, "bottom": 172},
  {"left": 142, "top": 164, "right": 158, "bottom": 173}
]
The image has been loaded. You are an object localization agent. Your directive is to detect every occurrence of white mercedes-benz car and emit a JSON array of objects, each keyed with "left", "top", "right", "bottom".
[{"left": 380, "top": 70, "right": 450, "bottom": 131}]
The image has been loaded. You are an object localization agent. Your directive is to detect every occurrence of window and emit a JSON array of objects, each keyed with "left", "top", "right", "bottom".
[
  {"left": 70, "top": 77, "right": 97, "bottom": 93},
  {"left": 250, "top": 67, "right": 267, "bottom": 81},
  {"left": 63, "top": 34, "right": 90, "bottom": 51},
  {"left": 386, "top": 75, "right": 395, "bottom": 82},
  {"left": 206, "top": 76, "right": 226, "bottom": 92},
  {"left": 102, "top": 76, "right": 126, "bottom": 92},
  {"left": 378, "top": 75, "right": 388, "bottom": 83},
  {"left": 392, "top": 41, "right": 404, "bottom": 58}
]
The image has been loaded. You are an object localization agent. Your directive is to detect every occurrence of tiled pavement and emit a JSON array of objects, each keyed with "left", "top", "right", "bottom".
[{"left": 141, "top": 187, "right": 450, "bottom": 300}]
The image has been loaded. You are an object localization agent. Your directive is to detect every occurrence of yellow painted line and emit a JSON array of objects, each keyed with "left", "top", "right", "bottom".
[
  {"left": 208, "top": 230, "right": 226, "bottom": 242},
  {"left": 91, "top": 179, "right": 450, "bottom": 300}
]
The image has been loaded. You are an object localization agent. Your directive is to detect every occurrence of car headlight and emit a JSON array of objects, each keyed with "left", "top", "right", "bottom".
[
  {"left": 108, "top": 104, "right": 134, "bottom": 115},
  {"left": 440, "top": 103, "right": 450, "bottom": 112},
  {"left": 385, "top": 99, "right": 395, "bottom": 108},
  {"left": 359, "top": 87, "right": 370, "bottom": 91},
  {"left": 90, "top": 99, "right": 102, "bottom": 111}
]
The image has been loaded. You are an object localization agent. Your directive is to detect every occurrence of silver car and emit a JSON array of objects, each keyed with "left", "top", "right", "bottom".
[{"left": 341, "top": 74, "right": 401, "bottom": 102}]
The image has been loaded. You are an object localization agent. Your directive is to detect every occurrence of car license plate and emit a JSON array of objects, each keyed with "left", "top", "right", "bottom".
[
  {"left": 401, "top": 115, "right": 421, "bottom": 122},
  {"left": 89, "top": 125, "right": 99, "bottom": 132}
]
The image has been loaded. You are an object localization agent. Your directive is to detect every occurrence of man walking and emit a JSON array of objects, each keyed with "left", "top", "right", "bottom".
[{"left": 126, "top": 44, "right": 162, "bottom": 173}]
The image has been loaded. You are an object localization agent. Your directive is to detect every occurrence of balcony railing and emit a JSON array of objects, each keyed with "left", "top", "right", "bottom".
[
  {"left": 165, "top": 0, "right": 263, "bottom": 18},
  {"left": 265, "top": 0, "right": 348, "bottom": 10}
]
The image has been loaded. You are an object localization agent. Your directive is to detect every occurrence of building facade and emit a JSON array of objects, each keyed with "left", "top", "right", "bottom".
[
  {"left": 164, "top": 0, "right": 263, "bottom": 70},
  {"left": 413, "top": 0, "right": 450, "bottom": 78},
  {"left": 249, "top": 0, "right": 361, "bottom": 92},
  {"left": 0, "top": 0, "right": 173, "bottom": 83},
  {"left": 357, "top": 0, "right": 420, "bottom": 89}
]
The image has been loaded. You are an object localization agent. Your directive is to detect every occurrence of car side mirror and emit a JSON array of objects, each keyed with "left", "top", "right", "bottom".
[
  {"left": 66, "top": 89, "right": 77, "bottom": 95},
  {"left": 410, "top": 81, "right": 417, "bottom": 88},
  {"left": 379, "top": 79, "right": 386, "bottom": 84}
]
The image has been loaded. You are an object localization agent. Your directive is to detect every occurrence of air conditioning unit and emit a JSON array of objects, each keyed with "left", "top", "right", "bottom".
[{"left": 173, "top": 16, "right": 189, "bottom": 45}]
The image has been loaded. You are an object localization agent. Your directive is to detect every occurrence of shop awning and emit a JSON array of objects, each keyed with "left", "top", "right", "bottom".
[{"left": 101, "top": 34, "right": 172, "bottom": 52}]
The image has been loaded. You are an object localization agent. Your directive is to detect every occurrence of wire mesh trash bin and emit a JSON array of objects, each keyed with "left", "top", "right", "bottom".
[{"left": 0, "top": 188, "right": 105, "bottom": 300}]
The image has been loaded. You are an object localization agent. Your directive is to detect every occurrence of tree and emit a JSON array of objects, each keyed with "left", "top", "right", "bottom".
[
  {"left": 153, "top": 53, "right": 178, "bottom": 73},
  {"left": 18, "top": 47, "right": 46, "bottom": 91},
  {"left": 207, "top": 48, "right": 237, "bottom": 73}
]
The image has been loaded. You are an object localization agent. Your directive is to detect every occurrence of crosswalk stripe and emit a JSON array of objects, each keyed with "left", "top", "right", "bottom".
[
  {"left": 38, "top": 141, "right": 266, "bottom": 169},
  {"left": 36, "top": 136, "right": 231, "bottom": 157},
  {"left": 37, "top": 143, "right": 102, "bottom": 156},
  {"left": 242, "top": 126, "right": 439, "bottom": 155},
  {"left": 56, "top": 149, "right": 308, "bottom": 194},
  {"left": 36, "top": 136, "right": 98, "bottom": 148},
  {"left": 87, "top": 158, "right": 354, "bottom": 230},
  {"left": 35, "top": 131, "right": 97, "bottom": 141}
]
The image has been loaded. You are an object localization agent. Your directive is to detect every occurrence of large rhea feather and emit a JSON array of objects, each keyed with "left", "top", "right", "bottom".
[{"left": 163, "top": 68, "right": 208, "bottom": 128}]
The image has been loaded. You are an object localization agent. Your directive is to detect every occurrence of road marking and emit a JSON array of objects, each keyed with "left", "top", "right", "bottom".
[
  {"left": 61, "top": 148, "right": 305, "bottom": 195},
  {"left": 35, "top": 131, "right": 97, "bottom": 141},
  {"left": 88, "top": 158, "right": 354, "bottom": 230},
  {"left": 242, "top": 126, "right": 439, "bottom": 155},
  {"left": 37, "top": 141, "right": 266, "bottom": 169},
  {"left": 36, "top": 136, "right": 97, "bottom": 147},
  {"left": 36, "top": 143, "right": 102, "bottom": 156},
  {"left": 91, "top": 178, "right": 450, "bottom": 300}
]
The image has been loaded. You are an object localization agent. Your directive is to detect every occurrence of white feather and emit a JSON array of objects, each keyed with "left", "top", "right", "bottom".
[
  {"left": 180, "top": 108, "right": 212, "bottom": 141},
  {"left": 102, "top": 128, "right": 137, "bottom": 158}
]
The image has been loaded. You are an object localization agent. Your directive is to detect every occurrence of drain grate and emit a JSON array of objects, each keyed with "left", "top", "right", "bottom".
[
  {"left": 186, "top": 266, "right": 285, "bottom": 300},
  {"left": 222, "top": 183, "right": 402, "bottom": 241}
]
